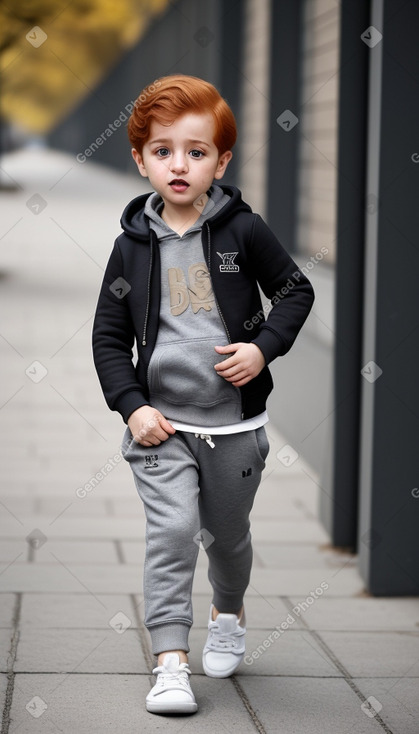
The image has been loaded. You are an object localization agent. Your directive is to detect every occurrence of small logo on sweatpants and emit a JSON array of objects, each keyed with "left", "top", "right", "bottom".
[
  {"left": 242, "top": 468, "right": 252, "bottom": 478},
  {"left": 144, "top": 454, "right": 158, "bottom": 468}
]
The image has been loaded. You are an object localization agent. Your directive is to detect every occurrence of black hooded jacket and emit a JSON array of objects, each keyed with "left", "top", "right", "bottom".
[{"left": 92, "top": 185, "right": 315, "bottom": 424}]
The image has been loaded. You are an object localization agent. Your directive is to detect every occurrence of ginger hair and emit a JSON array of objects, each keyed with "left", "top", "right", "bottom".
[{"left": 127, "top": 74, "right": 237, "bottom": 154}]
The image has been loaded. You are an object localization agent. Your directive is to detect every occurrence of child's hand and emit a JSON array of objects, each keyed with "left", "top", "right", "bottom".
[
  {"left": 127, "top": 405, "right": 175, "bottom": 447},
  {"left": 214, "top": 343, "right": 266, "bottom": 387}
]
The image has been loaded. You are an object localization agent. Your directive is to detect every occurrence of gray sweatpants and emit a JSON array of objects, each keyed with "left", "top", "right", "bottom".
[{"left": 121, "top": 426, "right": 269, "bottom": 655}]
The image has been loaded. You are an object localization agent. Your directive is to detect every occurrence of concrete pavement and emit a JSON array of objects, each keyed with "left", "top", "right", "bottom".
[{"left": 0, "top": 148, "right": 418, "bottom": 733}]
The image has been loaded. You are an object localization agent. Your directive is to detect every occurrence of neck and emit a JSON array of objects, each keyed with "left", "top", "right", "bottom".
[{"left": 160, "top": 194, "right": 209, "bottom": 236}]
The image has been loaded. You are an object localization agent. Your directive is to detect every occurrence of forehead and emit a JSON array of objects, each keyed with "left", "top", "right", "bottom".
[{"left": 148, "top": 112, "right": 215, "bottom": 144}]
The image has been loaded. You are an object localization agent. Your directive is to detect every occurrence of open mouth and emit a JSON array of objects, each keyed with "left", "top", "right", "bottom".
[{"left": 169, "top": 179, "right": 189, "bottom": 191}]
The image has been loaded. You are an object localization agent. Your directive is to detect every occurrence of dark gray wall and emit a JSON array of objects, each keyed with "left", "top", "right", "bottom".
[
  {"left": 319, "top": 0, "right": 370, "bottom": 548},
  {"left": 357, "top": 0, "right": 419, "bottom": 594}
]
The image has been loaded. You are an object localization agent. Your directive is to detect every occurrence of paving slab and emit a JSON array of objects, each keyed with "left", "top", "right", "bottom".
[
  {"left": 0, "top": 629, "right": 13, "bottom": 672},
  {"left": 1, "top": 496, "right": 112, "bottom": 519},
  {"left": 0, "top": 516, "right": 146, "bottom": 541},
  {"left": 19, "top": 593, "right": 141, "bottom": 629},
  {"left": 254, "top": 473, "right": 319, "bottom": 513},
  {"left": 220, "top": 567, "right": 365, "bottom": 597},
  {"left": 0, "top": 674, "right": 7, "bottom": 719},
  {"left": 32, "top": 539, "right": 119, "bottom": 564},
  {"left": 0, "top": 535, "right": 30, "bottom": 557},
  {"left": 239, "top": 677, "right": 384, "bottom": 734},
  {"left": 3, "top": 479, "right": 135, "bottom": 500},
  {"left": 0, "top": 563, "right": 143, "bottom": 593},
  {"left": 15, "top": 628, "right": 148, "bottom": 674},
  {"left": 0, "top": 593, "right": 16, "bottom": 627},
  {"left": 0, "top": 498, "right": 37, "bottom": 516},
  {"left": 250, "top": 519, "right": 329, "bottom": 543},
  {"left": 107, "top": 498, "right": 145, "bottom": 517},
  {"left": 318, "top": 631, "right": 419, "bottom": 677},
  {"left": 252, "top": 493, "right": 311, "bottom": 519},
  {"left": 354, "top": 677, "right": 419, "bottom": 734},
  {"left": 10, "top": 672, "right": 256, "bottom": 733},
  {"left": 0, "top": 478, "right": 125, "bottom": 497},
  {"left": 120, "top": 540, "right": 146, "bottom": 565},
  {"left": 288, "top": 596, "right": 419, "bottom": 631},
  {"left": 36, "top": 497, "right": 112, "bottom": 518},
  {"left": 137, "top": 593, "right": 306, "bottom": 631},
  {"left": 254, "top": 543, "right": 356, "bottom": 569},
  {"left": 188, "top": 628, "right": 342, "bottom": 678}
]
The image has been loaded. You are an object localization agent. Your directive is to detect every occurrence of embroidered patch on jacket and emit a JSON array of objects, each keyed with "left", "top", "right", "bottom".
[
  {"left": 144, "top": 454, "right": 159, "bottom": 468},
  {"left": 217, "top": 252, "right": 239, "bottom": 272}
]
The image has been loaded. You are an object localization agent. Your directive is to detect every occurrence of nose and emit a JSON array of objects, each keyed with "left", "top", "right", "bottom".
[{"left": 170, "top": 150, "right": 188, "bottom": 174}]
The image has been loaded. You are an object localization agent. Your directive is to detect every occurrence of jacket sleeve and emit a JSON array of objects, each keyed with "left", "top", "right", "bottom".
[
  {"left": 92, "top": 240, "right": 149, "bottom": 423},
  {"left": 248, "top": 214, "right": 315, "bottom": 364}
]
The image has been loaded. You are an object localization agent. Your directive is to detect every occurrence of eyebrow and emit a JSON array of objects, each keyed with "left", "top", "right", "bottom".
[{"left": 148, "top": 138, "right": 211, "bottom": 147}]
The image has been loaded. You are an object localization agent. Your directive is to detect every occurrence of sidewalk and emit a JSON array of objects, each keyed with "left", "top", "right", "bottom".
[{"left": 0, "top": 149, "right": 417, "bottom": 734}]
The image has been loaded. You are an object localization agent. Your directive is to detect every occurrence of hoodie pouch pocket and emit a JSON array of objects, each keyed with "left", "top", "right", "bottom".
[{"left": 147, "top": 337, "right": 240, "bottom": 409}]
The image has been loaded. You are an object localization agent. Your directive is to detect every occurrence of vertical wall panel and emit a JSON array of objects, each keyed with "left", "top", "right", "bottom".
[
  {"left": 295, "top": 0, "right": 340, "bottom": 264},
  {"left": 238, "top": 0, "right": 271, "bottom": 218}
]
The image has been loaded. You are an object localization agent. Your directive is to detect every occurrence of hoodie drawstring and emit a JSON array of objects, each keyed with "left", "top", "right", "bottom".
[{"left": 195, "top": 433, "right": 215, "bottom": 449}]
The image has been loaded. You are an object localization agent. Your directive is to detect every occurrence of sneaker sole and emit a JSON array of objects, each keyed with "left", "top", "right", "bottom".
[
  {"left": 146, "top": 700, "right": 198, "bottom": 715},
  {"left": 202, "top": 655, "right": 244, "bottom": 678}
]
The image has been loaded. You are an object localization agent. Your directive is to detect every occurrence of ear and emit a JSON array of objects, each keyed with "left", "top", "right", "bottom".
[
  {"left": 214, "top": 150, "right": 233, "bottom": 180},
  {"left": 131, "top": 148, "right": 148, "bottom": 177}
]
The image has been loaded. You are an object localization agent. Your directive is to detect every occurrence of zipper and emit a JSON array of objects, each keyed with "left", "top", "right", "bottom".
[
  {"left": 141, "top": 237, "right": 153, "bottom": 346},
  {"left": 206, "top": 223, "right": 244, "bottom": 420},
  {"left": 206, "top": 223, "right": 232, "bottom": 343}
]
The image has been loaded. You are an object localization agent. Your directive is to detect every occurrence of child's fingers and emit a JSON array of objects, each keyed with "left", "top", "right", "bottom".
[
  {"left": 131, "top": 412, "right": 175, "bottom": 446},
  {"left": 215, "top": 356, "right": 248, "bottom": 376},
  {"left": 231, "top": 374, "right": 253, "bottom": 387},
  {"left": 159, "top": 417, "right": 176, "bottom": 434},
  {"left": 217, "top": 365, "right": 242, "bottom": 378},
  {"left": 222, "top": 368, "right": 249, "bottom": 383},
  {"left": 214, "top": 359, "right": 234, "bottom": 372},
  {"left": 146, "top": 425, "right": 174, "bottom": 444},
  {"left": 214, "top": 343, "right": 241, "bottom": 354},
  {"left": 214, "top": 352, "right": 240, "bottom": 371}
]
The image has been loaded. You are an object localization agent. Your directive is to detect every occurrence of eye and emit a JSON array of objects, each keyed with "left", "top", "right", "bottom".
[
  {"left": 189, "top": 149, "right": 204, "bottom": 158},
  {"left": 156, "top": 147, "right": 170, "bottom": 157}
]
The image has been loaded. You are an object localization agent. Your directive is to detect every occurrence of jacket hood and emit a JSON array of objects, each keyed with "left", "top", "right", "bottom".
[{"left": 120, "top": 184, "right": 252, "bottom": 241}]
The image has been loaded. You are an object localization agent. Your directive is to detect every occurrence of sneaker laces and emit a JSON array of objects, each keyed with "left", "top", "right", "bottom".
[
  {"left": 152, "top": 662, "right": 192, "bottom": 688},
  {"left": 206, "top": 622, "right": 244, "bottom": 651}
]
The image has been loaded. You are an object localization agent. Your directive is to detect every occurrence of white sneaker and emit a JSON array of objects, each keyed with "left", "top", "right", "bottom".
[
  {"left": 146, "top": 653, "right": 198, "bottom": 715},
  {"left": 202, "top": 604, "right": 246, "bottom": 678}
]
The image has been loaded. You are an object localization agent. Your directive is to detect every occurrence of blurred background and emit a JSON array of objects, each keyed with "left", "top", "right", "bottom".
[{"left": 1, "top": 0, "right": 418, "bottom": 596}]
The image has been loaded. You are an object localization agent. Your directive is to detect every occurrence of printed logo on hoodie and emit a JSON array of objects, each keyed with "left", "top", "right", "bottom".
[{"left": 168, "top": 263, "right": 214, "bottom": 316}]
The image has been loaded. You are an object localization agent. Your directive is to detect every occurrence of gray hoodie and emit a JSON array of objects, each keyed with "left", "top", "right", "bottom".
[{"left": 144, "top": 185, "right": 242, "bottom": 426}]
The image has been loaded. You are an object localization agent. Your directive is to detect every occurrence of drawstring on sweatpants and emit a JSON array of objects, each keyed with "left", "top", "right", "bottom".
[{"left": 195, "top": 433, "right": 215, "bottom": 449}]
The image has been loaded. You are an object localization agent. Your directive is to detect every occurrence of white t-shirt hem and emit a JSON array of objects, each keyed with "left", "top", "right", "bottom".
[{"left": 169, "top": 410, "right": 269, "bottom": 435}]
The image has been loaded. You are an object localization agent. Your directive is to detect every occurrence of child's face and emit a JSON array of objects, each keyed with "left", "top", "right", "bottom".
[{"left": 132, "top": 112, "right": 232, "bottom": 214}]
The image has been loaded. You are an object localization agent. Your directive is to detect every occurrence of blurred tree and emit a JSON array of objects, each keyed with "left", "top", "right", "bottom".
[{"left": 0, "top": 0, "right": 169, "bottom": 134}]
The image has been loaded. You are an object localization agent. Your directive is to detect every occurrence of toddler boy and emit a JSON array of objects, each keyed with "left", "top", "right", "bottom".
[{"left": 93, "top": 74, "right": 314, "bottom": 715}]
